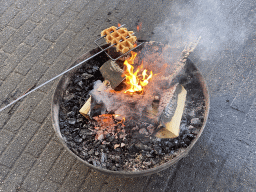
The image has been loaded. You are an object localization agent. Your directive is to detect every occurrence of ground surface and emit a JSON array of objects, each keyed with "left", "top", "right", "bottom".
[{"left": 0, "top": 0, "right": 255, "bottom": 191}]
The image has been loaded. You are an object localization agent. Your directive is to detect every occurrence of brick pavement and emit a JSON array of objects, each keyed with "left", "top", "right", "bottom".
[{"left": 0, "top": 0, "right": 255, "bottom": 191}]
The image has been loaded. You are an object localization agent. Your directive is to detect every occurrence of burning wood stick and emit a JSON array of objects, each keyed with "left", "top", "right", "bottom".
[{"left": 156, "top": 85, "right": 187, "bottom": 139}]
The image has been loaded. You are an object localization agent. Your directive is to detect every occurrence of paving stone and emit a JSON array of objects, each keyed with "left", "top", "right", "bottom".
[
  {"left": 22, "top": 140, "right": 64, "bottom": 192},
  {"left": 25, "top": 14, "right": 58, "bottom": 47},
  {"left": 0, "top": 153, "right": 36, "bottom": 192},
  {"left": 43, "top": 30, "right": 75, "bottom": 65},
  {"left": 240, "top": 152, "right": 256, "bottom": 189},
  {"left": 79, "top": 170, "right": 107, "bottom": 192},
  {"left": 8, "top": 0, "right": 39, "bottom": 29},
  {"left": 144, "top": 165, "right": 177, "bottom": 192},
  {"left": 0, "top": 43, "right": 31, "bottom": 80},
  {"left": 57, "top": 161, "right": 89, "bottom": 192},
  {"left": 2, "top": 20, "right": 36, "bottom": 54},
  {"left": 70, "top": 0, "right": 90, "bottom": 12},
  {"left": 63, "top": 26, "right": 98, "bottom": 57},
  {"left": 0, "top": 72, "right": 24, "bottom": 105},
  {"left": 0, "top": 112, "right": 10, "bottom": 129},
  {"left": 68, "top": 0, "right": 105, "bottom": 33},
  {"left": 0, "top": 26, "right": 16, "bottom": 49},
  {"left": 0, "top": 0, "right": 16, "bottom": 15},
  {"left": 37, "top": 53, "right": 72, "bottom": 93},
  {"left": 30, "top": 0, "right": 59, "bottom": 23},
  {"left": 0, "top": 129, "right": 14, "bottom": 155},
  {"left": 0, "top": 51, "right": 8, "bottom": 67},
  {"left": 15, "top": 39, "right": 51, "bottom": 75},
  {"left": 50, "top": 0, "right": 74, "bottom": 17},
  {"left": 47, "top": 150, "right": 76, "bottom": 184},
  {"left": 231, "top": 70, "right": 256, "bottom": 113},
  {"left": 0, "top": 165, "right": 9, "bottom": 182},
  {"left": 37, "top": 179, "right": 61, "bottom": 192},
  {"left": 11, "top": 60, "right": 49, "bottom": 97},
  {"left": 0, "top": 5, "right": 19, "bottom": 31},
  {"left": 25, "top": 116, "right": 54, "bottom": 158},
  {"left": 15, "top": 0, "right": 30, "bottom": 9},
  {"left": 0, "top": 119, "right": 40, "bottom": 168},
  {"left": 44, "top": 10, "right": 78, "bottom": 42},
  {"left": 3, "top": 91, "right": 44, "bottom": 133}
]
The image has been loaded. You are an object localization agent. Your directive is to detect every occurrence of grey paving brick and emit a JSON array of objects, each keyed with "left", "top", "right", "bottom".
[
  {"left": 22, "top": 140, "right": 63, "bottom": 192},
  {"left": 8, "top": 0, "right": 39, "bottom": 29},
  {"left": 144, "top": 165, "right": 177, "bottom": 192},
  {"left": 11, "top": 60, "right": 49, "bottom": 98},
  {"left": 0, "top": 0, "right": 16, "bottom": 15},
  {"left": 24, "top": 115, "right": 54, "bottom": 157},
  {"left": 111, "top": 0, "right": 136, "bottom": 20},
  {"left": 70, "top": 0, "right": 90, "bottom": 12},
  {"left": 0, "top": 72, "right": 24, "bottom": 105},
  {"left": 0, "top": 43, "right": 31, "bottom": 80},
  {"left": 37, "top": 179, "right": 61, "bottom": 192},
  {"left": 240, "top": 152, "right": 256, "bottom": 189},
  {"left": 0, "top": 51, "right": 8, "bottom": 67},
  {"left": 0, "top": 119, "right": 40, "bottom": 168},
  {"left": 68, "top": 0, "right": 105, "bottom": 33},
  {"left": 3, "top": 91, "right": 44, "bottom": 133},
  {"left": 0, "top": 165, "right": 9, "bottom": 182},
  {"left": 43, "top": 30, "right": 75, "bottom": 65},
  {"left": 0, "top": 5, "right": 19, "bottom": 31},
  {"left": 2, "top": 20, "right": 36, "bottom": 54},
  {"left": 47, "top": 150, "right": 76, "bottom": 184},
  {"left": 79, "top": 170, "right": 106, "bottom": 191},
  {"left": 0, "top": 153, "right": 36, "bottom": 192},
  {"left": 231, "top": 70, "right": 256, "bottom": 113},
  {"left": 63, "top": 25, "right": 98, "bottom": 58},
  {"left": 29, "top": 88, "right": 54, "bottom": 124},
  {"left": 50, "top": 0, "right": 74, "bottom": 17},
  {"left": 25, "top": 14, "right": 58, "bottom": 47},
  {"left": 0, "top": 26, "right": 16, "bottom": 48},
  {"left": 0, "top": 112, "right": 10, "bottom": 129},
  {"left": 15, "top": 39, "right": 51, "bottom": 75},
  {"left": 0, "top": 129, "right": 14, "bottom": 155},
  {"left": 44, "top": 10, "right": 77, "bottom": 42},
  {"left": 37, "top": 53, "right": 72, "bottom": 93},
  {"left": 57, "top": 161, "right": 89, "bottom": 192},
  {"left": 30, "top": 0, "right": 59, "bottom": 23},
  {"left": 15, "top": 0, "right": 30, "bottom": 9}
]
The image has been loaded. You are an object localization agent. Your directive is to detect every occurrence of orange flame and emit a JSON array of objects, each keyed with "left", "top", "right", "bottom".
[
  {"left": 118, "top": 23, "right": 121, "bottom": 27},
  {"left": 123, "top": 51, "right": 153, "bottom": 94},
  {"left": 137, "top": 22, "right": 142, "bottom": 31}
]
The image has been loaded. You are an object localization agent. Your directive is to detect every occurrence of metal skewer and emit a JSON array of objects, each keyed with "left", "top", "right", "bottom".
[{"left": 0, "top": 24, "right": 144, "bottom": 112}]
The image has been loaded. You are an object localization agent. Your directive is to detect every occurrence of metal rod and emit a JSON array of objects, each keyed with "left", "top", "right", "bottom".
[{"left": 0, "top": 44, "right": 115, "bottom": 113}]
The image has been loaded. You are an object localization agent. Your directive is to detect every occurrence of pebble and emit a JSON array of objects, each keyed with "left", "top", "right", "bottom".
[
  {"left": 68, "top": 118, "right": 76, "bottom": 125},
  {"left": 191, "top": 118, "right": 201, "bottom": 125},
  {"left": 139, "top": 128, "right": 149, "bottom": 135}
]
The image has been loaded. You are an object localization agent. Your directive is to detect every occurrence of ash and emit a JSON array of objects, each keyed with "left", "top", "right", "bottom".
[{"left": 59, "top": 48, "right": 205, "bottom": 172}]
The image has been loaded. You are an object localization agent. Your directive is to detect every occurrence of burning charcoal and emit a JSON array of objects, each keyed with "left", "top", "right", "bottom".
[
  {"left": 191, "top": 118, "right": 201, "bottom": 126},
  {"left": 139, "top": 128, "right": 149, "bottom": 135},
  {"left": 101, "top": 152, "right": 107, "bottom": 162},
  {"left": 80, "top": 151, "right": 89, "bottom": 159},
  {"left": 114, "top": 144, "right": 120, "bottom": 149},
  {"left": 92, "top": 66, "right": 99, "bottom": 72},
  {"left": 121, "top": 143, "right": 125, "bottom": 148},
  {"left": 68, "top": 118, "right": 76, "bottom": 125},
  {"left": 67, "top": 111, "right": 75, "bottom": 118},
  {"left": 135, "top": 143, "right": 151, "bottom": 151},
  {"left": 95, "top": 151, "right": 99, "bottom": 156},
  {"left": 78, "top": 81, "right": 83, "bottom": 88},
  {"left": 81, "top": 72, "right": 93, "bottom": 79},
  {"left": 147, "top": 124, "right": 154, "bottom": 134},
  {"left": 88, "top": 149, "right": 94, "bottom": 155},
  {"left": 87, "top": 69, "right": 93, "bottom": 74}
]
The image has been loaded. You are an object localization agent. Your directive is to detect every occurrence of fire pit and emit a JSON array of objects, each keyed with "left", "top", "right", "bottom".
[{"left": 51, "top": 41, "right": 209, "bottom": 177}]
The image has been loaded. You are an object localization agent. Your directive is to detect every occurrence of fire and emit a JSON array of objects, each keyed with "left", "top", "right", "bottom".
[
  {"left": 137, "top": 22, "right": 142, "bottom": 31},
  {"left": 123, "top": 51, "right": 153, "bottom": 94},
  {"left": 118, "top": 23, "right": 121, "bottom": 27}
]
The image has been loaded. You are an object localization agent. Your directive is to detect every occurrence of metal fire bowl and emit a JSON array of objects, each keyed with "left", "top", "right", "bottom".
[{"left": 51, "top": 42, "right": 210, "bottom": 177}]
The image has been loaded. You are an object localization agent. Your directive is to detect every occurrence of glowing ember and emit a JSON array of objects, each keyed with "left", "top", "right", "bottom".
[
  {"left": 118, "top": 23, "right": 121, "bottom": 27},
  {"left": 137, "top": 22, "right": 142, "bottom": 31},
  {"left": 123, "top": 51, "right": 153, "bottom": 94}
]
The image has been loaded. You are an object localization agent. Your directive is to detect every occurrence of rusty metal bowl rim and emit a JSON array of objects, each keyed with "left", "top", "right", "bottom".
[{"left": 51, "top": 42, "right": 210, "bottom": 177}]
